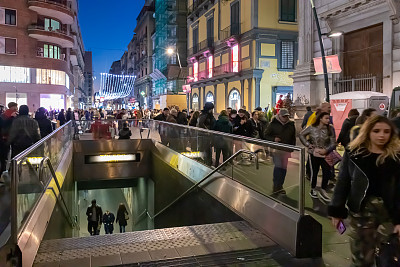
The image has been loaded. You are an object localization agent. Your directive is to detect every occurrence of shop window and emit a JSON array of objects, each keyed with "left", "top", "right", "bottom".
[
  {"left": 40, "top": 94, "right": 65, "bottom": 111},
  {"left": 232, "top": 44, "right": 239, "bottom": 72},
  {"left": 208, "top": 56, "right": 213, "bottom": 78},
  {"left": 6, "top": 92, "right": 27, "bottom": 106},
  {"left": 193, "top": 62, "right": 198, "bottom": 82},
  {"left": 0, "top": 65, "right": 30, "bottom": 83}
]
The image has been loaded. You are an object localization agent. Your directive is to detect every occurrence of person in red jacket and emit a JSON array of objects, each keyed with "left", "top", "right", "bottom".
[{"left": 275, "top": 95, "right": 284, "bottom": 114}]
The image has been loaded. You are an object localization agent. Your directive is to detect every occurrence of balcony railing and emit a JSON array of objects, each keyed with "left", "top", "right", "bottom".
[
  {"left": 28, "top": 0, "right": 73, "bottom": 11},
  {"left": 220, "top": 23, "right": 241, "bottom": 40},
  {"left": 188, "top": 0, "right": 207, "bottom": 14},
  {"left": 333, "top": 74, "right": 383, "bottom": 94},
  {"left": 28, "top": 24, "right": 70, "bottom": 36},
  {"left": 188, "top": 37, "right": 215, "bottom": 56}
]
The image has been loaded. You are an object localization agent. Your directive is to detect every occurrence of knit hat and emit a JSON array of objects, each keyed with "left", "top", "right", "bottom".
[{"left": 203, "top": 102, "right": 214, "bottom": 111}]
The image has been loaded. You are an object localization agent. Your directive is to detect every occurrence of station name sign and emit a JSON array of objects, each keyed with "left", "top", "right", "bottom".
[{"left": 85, "top": 153, "right": 140, "bottom": 164}]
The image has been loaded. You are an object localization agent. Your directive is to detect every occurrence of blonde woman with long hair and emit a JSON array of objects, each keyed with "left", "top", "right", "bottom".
[{"left": 328, "top": 115, "right": 400, "bottom": 267}]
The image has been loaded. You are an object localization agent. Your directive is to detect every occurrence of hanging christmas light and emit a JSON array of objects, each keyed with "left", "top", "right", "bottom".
[{"left": 99, "top": 73, "right": 136, "bottom": 100}]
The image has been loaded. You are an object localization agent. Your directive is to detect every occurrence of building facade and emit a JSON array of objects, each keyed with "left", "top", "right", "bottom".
[
  {"left": 186, "top": 0, "right": 298, "bottom": 112},
  {"left": 0, "top": 0, "right": 85, "bottom": 111},
  {"left": 151, "top": 0, "right": 188, "bottom": 109},
  {"left": 132, "top": 0, "right": 155, "bottom": 109},
  {"left": 83, "top": 51, "right": 93, "bottom": 106},
  {"left": 293, "top": 0, "right": 400, "bottom": 108}
]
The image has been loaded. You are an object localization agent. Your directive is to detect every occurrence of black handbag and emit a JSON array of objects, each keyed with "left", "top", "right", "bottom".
[{"left": 376, "top": 234, "right": 400, "bottom": 267}]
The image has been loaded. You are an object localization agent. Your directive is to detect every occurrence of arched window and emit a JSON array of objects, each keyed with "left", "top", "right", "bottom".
[
  {"left": 228, "top": 89, "right": 240, "bottom": 110},
  {"left": 192, "top": 93, "right": 199, "bottom": 111},
  {"left": 205, "top": 92, "right": 214, "bottom": 104}
]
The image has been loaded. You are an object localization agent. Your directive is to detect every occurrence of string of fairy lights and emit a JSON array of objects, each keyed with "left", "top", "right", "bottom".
[{"left": 99, "top": 73, "right": 136, "bottom": 100}]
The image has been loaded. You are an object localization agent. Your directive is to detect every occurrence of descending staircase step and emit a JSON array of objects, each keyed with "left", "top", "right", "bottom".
[{"left": 34, "top": 221, "right": 284, "bottom": 267}]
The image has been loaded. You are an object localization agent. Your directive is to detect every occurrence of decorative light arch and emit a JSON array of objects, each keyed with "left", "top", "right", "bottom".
[{"left": 99, "top": 73, "right": 136, "bottom": 100}]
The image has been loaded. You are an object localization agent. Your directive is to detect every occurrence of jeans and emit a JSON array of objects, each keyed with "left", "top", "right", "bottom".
[
  {"left": 104, "top": 224, "right": 113, "bottom": 234},
  {"left": 119, "top": 225, "right": 126, "bottom": 233},
  {"left": 272, "top": 152, "right": 290, "bottom": 187},
  {"left": 309, "top": 154, "right": 331, "bottom": 190},
  {"left": 88, "top": 221, "right": 99, "bottom": 235}
]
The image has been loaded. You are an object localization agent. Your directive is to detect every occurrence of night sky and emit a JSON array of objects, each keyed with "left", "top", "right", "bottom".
[{"left": 78, "top": 0, "right": 145, "bottom": 91}]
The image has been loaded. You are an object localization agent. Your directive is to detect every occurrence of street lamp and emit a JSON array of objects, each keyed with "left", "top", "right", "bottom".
[{"left": 310, "top": 0, "right": 330, "bottom": 102}]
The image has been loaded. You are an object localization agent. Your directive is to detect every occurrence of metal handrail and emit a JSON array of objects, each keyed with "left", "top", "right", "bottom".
[
  {"left": 39, "top": 157, "right": 76, "bottom": 228},
  {"left": 11, "top": 122, "right": 72, "bottom": 242},
  {"left": 147, "top": 149, "right": 258, "bottom": 220}
]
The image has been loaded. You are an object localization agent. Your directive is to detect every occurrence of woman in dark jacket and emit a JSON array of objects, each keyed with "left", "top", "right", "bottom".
[
  {"left": 233, "top": 109, "right": 252, "bottom": 137},
  {"left": 188, "top": 111, "right": 200, "bottom": 127},
  {"left": 35, "top": 107, "right": 53, "bottom": 138},
  {"left": 213, "top": 110, "right": 233, "bottom": 167},
  {"left": 116, "top": 203, "right": 129, "bottom": 233},
  {"left": 328, "top": 115, "right": 400, "bottom": 267},
  {"left": 58, "top": 109, "right": 66, "bottom": 126}
]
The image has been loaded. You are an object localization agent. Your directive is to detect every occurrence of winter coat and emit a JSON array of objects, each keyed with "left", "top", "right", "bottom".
[
  {"left": 328, "top": 151, "right": 400, "bottom": 225},
  {"left": 116, "top": 209, "right": 128, "bottom": 226},
  {"left": 8, "top": 115, "right": 41, "bottom": 157},
  {"left": 264, "top": 116, "right": 296, "bottom": 146},
  {"left": 299, "top": 124, "right": 336, "bottom": 154},
  {"left": 258, "top": 115, "right": 269, "bottom": 139},
  {"left": 177, "top": 112, "right": 188, "bottom": 125},
  {"left": 86, "top": 205, "right": 103, "bottom": 223},
  {"left": 337, "top": 115, "right": 358, "bottom": 148},
  {"left": 58, "top": 112, "right": 66, "bottom": 125},
  {"left": 166, "top": 114, "right": 178, "bottom": 124},
  {"left": 102, "top": 212, "right": 115, "bottom": 228},
  {"left": 233, "top": 116, "right": 252, "bottom": 137},
  {"left": 118, "top": 128, "right": 132, "bottom": 139},
  {"left": 197, "top": 112, "right": 215, "bottom": 130},
  {"left": 154, "top": 113, "right": 167, "bottom": 121},
  {"left": 250, "top": 119, "right": 262, "bottom": 139},
  {"left": 213, "top": 115, "right": 233, "bottom": 149},
  {"left": 35, "top": 115, "right": 53, "bottom": 138}
]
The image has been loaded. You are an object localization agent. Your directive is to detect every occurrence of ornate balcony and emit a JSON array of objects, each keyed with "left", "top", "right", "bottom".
[
  {"left": 28, "top": 25, "right": 74, "bottom": 48},
  {"left": 28, "top": 0, "right": 74, "bottom": 25}
]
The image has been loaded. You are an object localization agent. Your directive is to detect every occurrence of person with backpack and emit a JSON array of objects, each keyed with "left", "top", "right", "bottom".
[
  {"left": 8, "top": 105, "right": 40, "bottom": 158},
  {"left": 118, "top": 122, "right": 132, "bottom": 139}
]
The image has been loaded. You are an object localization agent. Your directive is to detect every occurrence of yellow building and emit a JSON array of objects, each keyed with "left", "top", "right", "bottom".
[{"left": 186, "top": 0, "right": 298, "bottom": 112}]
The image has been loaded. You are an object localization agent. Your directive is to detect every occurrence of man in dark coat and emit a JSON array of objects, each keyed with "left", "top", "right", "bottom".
[
  {"left": 102, "top": 210, "right": 115, "bottom": 234},
  {"left": 265, "top": 108, "right": 296, "bottom": 194},
  {"left": 154, "top": 108, "right": 169, "bottom": 121},
  {"left": 86, "top": 199, "right": 103, "bottom": 235},
  {"left": 35, "top": 107, "right": 53, "bottom": 138},
  {"left": 8, "top": 105, "right": 41, "bottom": 158},
  {"left": 337, "top": 109, "right": 359, "bottom": 148},
  {"left": 154, "top": 108, "right": 170, "bottom": 145},
  {"left": 197, "top": 102, "right": 216, "bottom": 166}
]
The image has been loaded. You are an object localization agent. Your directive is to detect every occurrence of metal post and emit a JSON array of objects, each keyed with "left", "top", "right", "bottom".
[
  {"left": 352, "top": 78, "right": 355, "bottom": 91},
  {"left": 299, "top": 148, "right": 305, "bottom": 216},
  {"left": 310, "top": 0, "right": 330, "bottom": 102},
  {"left": 11, "top": 159, "right": 18, "bottom": 243}
]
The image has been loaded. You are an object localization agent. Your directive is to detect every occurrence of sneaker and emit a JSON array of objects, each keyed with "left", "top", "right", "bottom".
[
  {"left": 318, "top": 189, "right": 331, "bottom": 202},
  {"left": 258, "top": 158, "right": 266, "bottom": 163},
  {"left": 309, "top": 189, "right": 318, "bottom": 198}
]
